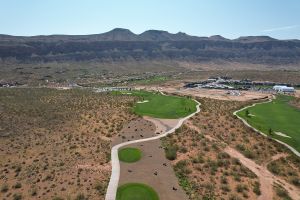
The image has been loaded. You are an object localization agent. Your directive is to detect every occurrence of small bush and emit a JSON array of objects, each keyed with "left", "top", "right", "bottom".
[
  {"left": 165, "top": 146, "right": 177, "bottom": 160},
  {"left": 75, "top": 193, "right": 88, "bottom": 200},
  {"left": 267, "top": 162, "right": 280, "bottom": 175},
  {"left": 30, "top": 187, "right": 37, "bottom": 196},
  {"left": 291, "top": 177, "right": 300, "bottom": 186},
  {"left": 275, "top": 186, "right": 292, "bottom": 200},
  {"left": 53, "top": 197, "right": 64, "bottom": 200},
  {"left": 1, "top": 183, "right": 9, "bottom": 193},
  {"left": 243, "top": 149, "right": 255, "bottom": 159},
  {"left": 229, "top": 194, "right": 242, "bottom": 200},
  {"left": 13, "top": 182, "right": 22, "bottom": 189},
  {"left": 13, "top": 193, "right": 22, "bottom": 200},
  {"left": 253, "top": 181, "right": 261, "bottom": 195},
  {"left": 221, "top": 184, "right": 231, "bottom": 192},
  {"left": 94, "top": 181, "right": 107, "bottom": 195}
]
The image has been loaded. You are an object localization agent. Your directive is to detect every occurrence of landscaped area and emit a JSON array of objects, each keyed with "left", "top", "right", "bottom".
[
  {"left": 116, "top": 183, "right": 159, "bottom": 200},
  {"left": 118, "top": 147, "right": 142, "bottom": 163},
  {"left": 237, "top": 95, "right": 300, "bottom": 152},
  {"left": 117, "top": 90, "right": 197, "bottom": 119}
]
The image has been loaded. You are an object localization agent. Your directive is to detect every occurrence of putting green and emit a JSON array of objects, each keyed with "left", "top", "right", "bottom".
[
  {"left": 118, "top": 147, "right": 142, "bottom": 163},
  {"left": 237, "top": 95, "right": 300, "bottom": 152},
  {"left": 116, "top": 90, "right": 197, "bottom": 119},
  {"left": 116, "top": 183, "right": 159, "bottom": 200}
]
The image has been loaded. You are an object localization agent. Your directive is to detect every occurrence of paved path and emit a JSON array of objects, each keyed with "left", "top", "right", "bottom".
[
  {"left": 233, "top": 97, "right": 300, "bottom": 157},
  {"left": 105, "top": 97, "right": 200, "bottom": 200}
]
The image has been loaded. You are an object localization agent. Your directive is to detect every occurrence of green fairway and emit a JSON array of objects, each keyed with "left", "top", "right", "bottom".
[
  {"left": 237, "top": 95, "right": 300, "bottom": 152},
  {"left": 117, "top": 90, "right": 197, "bottom": 119},
  {"left": 116, "top": 183, "right": 159, "bottom": 200},
  {"left": 118, "top": 147, "right": 142, "bottom": 163}
]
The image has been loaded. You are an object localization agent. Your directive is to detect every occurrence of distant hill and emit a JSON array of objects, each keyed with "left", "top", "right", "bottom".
[{"left": 0, "top": 28, "right": 300, "bottom": 65}]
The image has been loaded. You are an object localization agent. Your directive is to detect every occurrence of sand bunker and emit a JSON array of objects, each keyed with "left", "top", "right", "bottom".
[
  {"left": 248, "top": 114, "right": 256, "bottom": 117},
  {"left": 137, "top": 100, "right": 149, "bottom": 104},
  {"left": 274, "top": 132, "right": 291, "bottom": 138}
]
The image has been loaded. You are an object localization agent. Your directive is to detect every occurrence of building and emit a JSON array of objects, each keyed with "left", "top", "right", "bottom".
[{"left": 273, "top": 85, "right": 295, "bottom": 93}]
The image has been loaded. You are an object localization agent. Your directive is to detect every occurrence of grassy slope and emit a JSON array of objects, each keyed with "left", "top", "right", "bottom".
[
  {"left": 118, "top": 147, "right": 142, "bottom": 163},
  {"left": 117, "top": 90, "right": 197, "bottom": 119},
  {"left": 237, "top": 95, "right": 300, "bottom": 152},
  {"left": 116, "top": 183, "right": 159, "bottom": 200}
]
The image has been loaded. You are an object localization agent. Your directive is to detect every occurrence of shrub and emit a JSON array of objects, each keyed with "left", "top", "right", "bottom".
[
  {"left": 217, "top": 152, "right": 230, "bottom": 159},
  {"left": 243, "top": 149, "right": 255, "bottom": 159},
  {"left": 30, "top": 187, "right": 37, "bottom": 196},
  {"left": 179, "top": 146, "right": 188, "bottom": 153},
  {"left": 275, "top": 186, "right": 292, "bottom": 200},
  {"left": 229, "top": 194, "right": 242, "bottom": 200},
  {"left": 291, "top": 177, "right": 300, "bottom": 186},
  {"left": 192, "top": 153, "right": 205, "bottom": 164},
  {"left": 221, "top": 185, "right": 231, "bottom": 192},
  {"left": 236, "top": 184, "right": 248, "bottom": 193},
  {"left": 253, "top": 181, "right": 261, "bottom": 195},
  {"left": 165, "top": 146, "right": 177, "bottom": 160},
  {"left": 75, "top": 193, "right": 88, "bottom": 200},
  {"left": 53, "top": 197, "right": 64, "bottom": 200},
  {"left": 236, "top": 144, "right": 246, "bottom": 151},
  {"left": 1, "top": 183, "right": 9, "bottom": 193},
  {"left": 174, "top": 160, "right": 191, "bottom": 176},
  {"left": 13, "top": 193, "right": 22, "bottom": 200},
  {"left": 221, "top": 176, "right": 228, "bottom": 184},
  {"left": 13, "top": 182, "right": 22, "bottom": 189},
  {"left": 267, "top": 162, "right": 280, "bottom": 175},
  {"left": 94, "top": 181, "right": 107, "bottom": 195}
]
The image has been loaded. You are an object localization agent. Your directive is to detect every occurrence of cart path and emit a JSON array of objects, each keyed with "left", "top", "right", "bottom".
[
  {"left": 104, "top": 99, "right": 201, "bottom": 200},
  {"left": 233, "top": 97, "right": 300, "bottom": 157}
]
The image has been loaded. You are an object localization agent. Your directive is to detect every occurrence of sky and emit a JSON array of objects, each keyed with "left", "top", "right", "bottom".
[{"left": 0, "top": 0, "right": 299, "bottom": 39}]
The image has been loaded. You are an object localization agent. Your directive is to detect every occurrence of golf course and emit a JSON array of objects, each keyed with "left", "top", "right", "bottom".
[
  {"left": 118, "top": 147, "right": 142, "bottom": 163},
  {"left": 117, "top": 90, "right": 197, "bottom": 119},
  {"left": 237, "top": 95, "right": 300, "bottom": 152},
  {"left": 116, "top": 183, "right": 159, "bottom": 200}
]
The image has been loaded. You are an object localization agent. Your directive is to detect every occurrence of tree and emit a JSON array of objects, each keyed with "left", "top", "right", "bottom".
[
  {"left": 268, "top": 128, "right": 273, "bottom": 135},
  {"left": 245, "top": 109, "right": 250, "bottom": 117}
]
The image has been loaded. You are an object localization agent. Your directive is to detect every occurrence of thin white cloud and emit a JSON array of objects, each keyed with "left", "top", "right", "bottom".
[{"left": 262, "top": 25, "right": 299, "bottom": 32}]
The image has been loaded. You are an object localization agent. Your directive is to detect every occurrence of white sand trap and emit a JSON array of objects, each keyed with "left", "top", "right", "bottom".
[
  {"left": 123, "top": 92, "right": 132, "bottom": 95},
  {"left": 274, "top": 132, "right": 291, "bottom": 138},
  {"left": 137, "top": 100, "right": 149, "bottom": 104},
  {"left": 249, "top": 114, "right": 256, "bottom": 117}
]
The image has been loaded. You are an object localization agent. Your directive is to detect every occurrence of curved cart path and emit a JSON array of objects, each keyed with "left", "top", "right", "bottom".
[
  {"left": 233, "top": 97, "right": 300, "bottom": 157},
  {"left": 105, "top": 99, "right": 201, "bottom": 200}
]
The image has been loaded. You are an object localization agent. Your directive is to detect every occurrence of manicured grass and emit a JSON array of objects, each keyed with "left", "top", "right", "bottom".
[
  {"left": 116, "top": 183, "right": 159, "bottom": 200},
  {"left": 237, "top": 95, "right": 300, "bottom": 152},
  {"left": 117, "top": 90, "right": 197, "bottom": 119},
  {"left": 118, "top": 148, "right": 142, "bottom": 163}
]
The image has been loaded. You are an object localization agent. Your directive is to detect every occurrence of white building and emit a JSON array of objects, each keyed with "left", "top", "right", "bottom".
[{"left": 273, "top": 85, "right": 295, "bottom": 93}]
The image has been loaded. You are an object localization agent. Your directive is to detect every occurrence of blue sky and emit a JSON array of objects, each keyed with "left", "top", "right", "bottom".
[{"left": 0, "top": 0, "right": 299, "bottom": 39}]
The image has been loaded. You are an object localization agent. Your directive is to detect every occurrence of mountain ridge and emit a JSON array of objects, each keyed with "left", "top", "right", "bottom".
[
  {"left": 0, "top": 28, "right": 300, "bottom": 65},
  {"left": 1, "top": 28, "right": 298, "bottom": 42}
]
